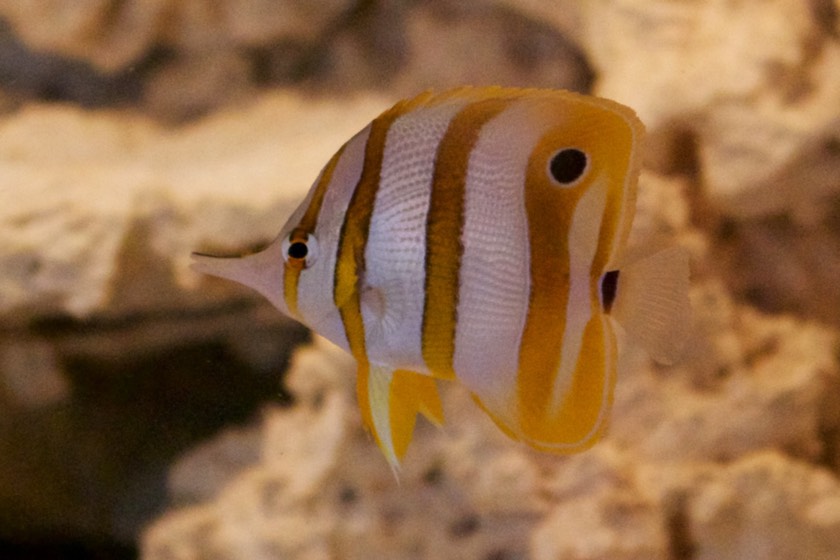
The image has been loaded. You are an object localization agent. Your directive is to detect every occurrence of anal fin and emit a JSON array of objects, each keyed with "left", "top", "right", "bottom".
[{"left": 357, "top": 365, "right": 444, "bottom": 469}]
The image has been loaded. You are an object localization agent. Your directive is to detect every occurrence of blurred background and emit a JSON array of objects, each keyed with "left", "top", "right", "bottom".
[{"left": 0, "top": 1, "right": 839, "bottom": 559}]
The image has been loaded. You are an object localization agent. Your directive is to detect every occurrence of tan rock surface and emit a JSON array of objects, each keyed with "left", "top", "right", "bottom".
[
  {"left": 0, "top": 92, "right": 390, "bottom": 318},
  {"left": 581, "top": 0, "right": 840, "bottom": 217},
  {"left": 141, "top": 290, "right": 840, "bottom": 559},
  {"left": 688, "top": 451, "right": 840, "bottom": 560},
  {"left": 0, "top": 0, "right": 351, "bottom": 72},
  {"left": 0, "top": 90, "right": 389, "bottom": 545}
]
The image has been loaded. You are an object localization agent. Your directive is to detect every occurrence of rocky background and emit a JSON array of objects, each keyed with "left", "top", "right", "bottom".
[{"left": 1, "top": 1, "right": 839, "bottom": 559}]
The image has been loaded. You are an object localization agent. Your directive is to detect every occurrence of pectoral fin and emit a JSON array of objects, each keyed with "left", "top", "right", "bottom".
[
  {"left": 610, "top": 246, "right": 691, "bottom": 364},
  {"left": 357, "top": 365, "right": 444, "bottom": 469}
]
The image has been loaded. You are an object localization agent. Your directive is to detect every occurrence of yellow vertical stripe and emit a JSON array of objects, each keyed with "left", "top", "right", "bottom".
[
  {"left": 355, "top": 363, "right": 374, "bottom": 444},
  {"left": 337, "top": 113, "right": 393, "bottom": 459},
  {"left": 334, "top": 118, "right": 394, "bottom": 356},
  {"left": 334, "top": 127, "right": 386, "bottom": 366},
  {"left": 334, "top": 93, "right": 438, "bottom": 459},
  {"left": 282, "top": 144, "right": 346, "bottom": 318},
  {"left": 517, "top": 139, "right": 582, "bottom": 435},
  {"left": 523, "top": 315, "right": 615, "bottom": 453},
  {"left": 516, "top": 101, "right": 639, "bottom": 446},
  {"left": 555, "top": 315, "right": 614, "bottom": 449},
  {"left": 421, "top": 98, "right": 510, "bottom": 380},
  {"left": 333, "top": 92, "right": 438, "bottom": 362}
]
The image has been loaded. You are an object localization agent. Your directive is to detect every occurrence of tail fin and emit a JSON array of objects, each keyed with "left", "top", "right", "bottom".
[{"left": 609, "top": 247, "right": 691, "bottom": 364}]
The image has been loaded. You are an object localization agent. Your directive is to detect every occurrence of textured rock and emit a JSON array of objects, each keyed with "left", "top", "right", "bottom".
[
  {"left": 0, "top": 92, "right": 390, "bottom": 318},
  {"left": 582, "top": 0, "right": 820, "bottom": 127},
  {"left": 0, "top": 338, "right": 68, "bottom": 407},
  {"left": 0, "top": 0, "right": 839, "bottom": 558},
  {"left": 143, "top": 338, "right": 542, "bottom": 560},
  {"left": 0, "top": 1, "right": 595, "bottom": 120},
  {"left": 689, "top": 452, "right": 840, "bottom": 560},
  {"left": 581, "top": 0, "right": 840, "bottom": 216},
  {"left": 384, "top": 1, "right": 592, "bottom": 97},
  {"left": 0, "top": 0, "right": 167, "bottom": 72},
  {"left": 0, "top": 0, "right": 351, "bottom": 72},
  {"left": 141, "top": 293, "right": 840, "bottom": 560},
  {"left": 532, "top": 446, "right": 670, "bottom": 560},
  {"left": 0, "top": 90, "right": 386, "bottom": 545},
  {"left": 612, "top": 283, "right": 840, "bottom": 463}
]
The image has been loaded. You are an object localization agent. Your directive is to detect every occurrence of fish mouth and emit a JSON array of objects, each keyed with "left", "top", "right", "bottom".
[{"left": 190, "top": 242, "right": 287, "bottom": 312}]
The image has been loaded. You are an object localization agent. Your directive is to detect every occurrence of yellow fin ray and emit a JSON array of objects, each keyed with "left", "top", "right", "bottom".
[
  {"left": 356, "top": 366, "right": 444, "bottom": 469},
  {"left": 389, "top": 369, "right": 445, "bottom": 459}
]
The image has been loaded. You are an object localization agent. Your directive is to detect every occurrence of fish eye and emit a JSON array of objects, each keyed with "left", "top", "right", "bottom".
[
  {"left": 548, "top": 148, "right": 588, "bottom": 186},
  {"left": 288, "top": 241, "right": 308, "bottom": 259},
  {"left": 281, "top": 232, "right": 320, "bottom": 268}
]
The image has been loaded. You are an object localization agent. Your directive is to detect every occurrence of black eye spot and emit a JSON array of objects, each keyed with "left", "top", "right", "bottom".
[
  {"left": 287, "top": 241, "right": 308, "bottom": 260},
  {"left": 549, "top": 148, "right": 588, "bottom": 185}
]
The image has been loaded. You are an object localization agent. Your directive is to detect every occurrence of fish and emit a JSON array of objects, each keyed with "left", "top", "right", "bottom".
[{"left": 192, "top": 86, "right": 690, "bottom": 469}]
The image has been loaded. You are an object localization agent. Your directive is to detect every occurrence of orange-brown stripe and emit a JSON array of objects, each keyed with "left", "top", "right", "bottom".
[
  {"left": 516, "top": 132, "right": 588, "bottom": 435},
  {"left": 333, "top": 96, "right": 429, "bottom": 365},
  {"left": 283, "top": 144, "right": 346, "bottom": 318},
  {"left": 421, "top": 98, "right": 511, "bottom": 380},
  {"left": 333, "top": 96, "right": 438, "bottom": 457},
  {"left": 516, "top": 101, "right": 639, "bottom": 444}
]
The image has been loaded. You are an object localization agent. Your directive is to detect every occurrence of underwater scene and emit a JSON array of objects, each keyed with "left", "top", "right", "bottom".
[{"left": 1, "top": 1, "right": 839, "bottom": 559}]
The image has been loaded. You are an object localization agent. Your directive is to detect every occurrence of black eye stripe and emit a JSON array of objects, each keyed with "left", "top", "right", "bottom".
[
  {"left": 287, "top": 241, "right": 308, "bottom": 260},
  {"left": 549, "top": 148, "right": 588, "bottom": 185}
]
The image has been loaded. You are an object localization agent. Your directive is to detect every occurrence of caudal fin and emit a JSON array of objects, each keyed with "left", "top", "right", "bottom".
[{"left": 610, "top": 247, "right": 691, "bottom": 364}]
